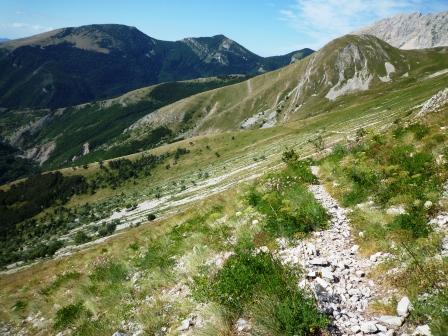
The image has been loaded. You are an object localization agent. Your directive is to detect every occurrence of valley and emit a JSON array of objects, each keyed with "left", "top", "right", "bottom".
[{"left": 0, "top": 8, "right": 448, "bottom": 336}]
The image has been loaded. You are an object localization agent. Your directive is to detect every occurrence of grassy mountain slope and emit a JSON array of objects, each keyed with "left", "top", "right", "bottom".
[
  {"left": 126, "top": 35, "right": 448, "bottom": 141},
  {"left": 0, "top": 24, "right": 312, "bottom": 109},
  {"left": 0, "top": 76, "right": 247, "bottom": 171},
  {"left": 0, "top": 62, "right": 447, "bottom": 335}
]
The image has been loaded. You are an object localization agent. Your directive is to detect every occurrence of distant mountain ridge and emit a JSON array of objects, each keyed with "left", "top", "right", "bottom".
[
  {"left": 354, "top": 11, "right": 448, "bottom": 49},
  {"left": 0, "top": 38, "right": 9, "bottom": 43},
  {"left": 0, "top": 24, "right": 313, "bottom": 109}
]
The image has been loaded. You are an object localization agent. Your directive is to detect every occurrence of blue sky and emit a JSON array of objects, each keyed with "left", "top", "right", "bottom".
[{"left": 0, "top": 0, "right": 447, "bottom": 56}]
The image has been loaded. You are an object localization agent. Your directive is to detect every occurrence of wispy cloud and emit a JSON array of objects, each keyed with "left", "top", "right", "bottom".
[{"left": 279, "top": 0, "right": 446, "bottom": 50}]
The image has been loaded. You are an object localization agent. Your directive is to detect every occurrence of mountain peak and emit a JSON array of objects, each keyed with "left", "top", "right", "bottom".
[
  {"left": 0, "top": 24, "right": 312, "bottom": 109},
  {"left": 2, "top": 23, "right": 154, "bottom": 54},
  {"left": 354, "top": 11, "right": 448, "bottom": 49}
]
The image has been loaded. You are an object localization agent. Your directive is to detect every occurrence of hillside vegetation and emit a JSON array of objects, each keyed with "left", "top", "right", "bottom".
[
  {"left": 0, "top": 30, "right": 448, "bottom": 336},
  {"left": 0, "top": 75, "right": 247, "bottom": 173},
  {"left": 125, "top": 35, "right": 448, "bottom": 139},
  {"left": 0, "top": 24, "right": 313, "bottom": 109}
]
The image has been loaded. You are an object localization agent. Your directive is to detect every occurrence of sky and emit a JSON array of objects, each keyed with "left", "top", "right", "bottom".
[{"left": 0, "top": 0, "right": 447, "bottom": 56}]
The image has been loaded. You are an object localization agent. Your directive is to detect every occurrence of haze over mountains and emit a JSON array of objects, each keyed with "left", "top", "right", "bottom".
[
  {"left": 354, "top": 11, "right": 448, "bottom": 49},
  {"left": 0, "top": 24, "right": 313, "bottom": 109}
]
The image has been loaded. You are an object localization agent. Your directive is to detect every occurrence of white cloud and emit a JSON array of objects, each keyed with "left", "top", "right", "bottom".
[{"left": 279, "top": 0, "right": 441, "bottom": 50}]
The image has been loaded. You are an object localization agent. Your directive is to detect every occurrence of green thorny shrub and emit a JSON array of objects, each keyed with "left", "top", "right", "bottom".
[
  {"left": 194, "top": 251, "right": 328, "bottom": 335},
  {"left": 247, "top": 168, "right": 328, "bottom": 237}
]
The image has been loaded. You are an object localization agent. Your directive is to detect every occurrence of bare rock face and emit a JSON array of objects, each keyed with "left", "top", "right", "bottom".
[{"left": 354, "top": 12, "right": 448, "bottom": 49}]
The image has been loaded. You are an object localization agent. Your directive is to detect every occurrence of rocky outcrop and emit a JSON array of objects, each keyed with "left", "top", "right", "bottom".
[
  {"left": 354, "top": 12, "right": 448, "bottom": 49},
  {"left": 416, "top": 88, "right": 448, "bottom": 117}
]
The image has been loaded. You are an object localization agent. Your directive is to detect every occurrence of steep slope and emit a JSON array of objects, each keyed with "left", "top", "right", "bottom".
[
  {"left": 354, "top": 11, "right": 448, "bottom": 49},
  {"left": 1, "top": 54, "right": 447, "bottom": 336},
  {"left": 126, "top": 34, "right": 448, "bottom": 141},
  {"left": 0, "top": 24, "right": 312, "bottom": 109},
  {"left": 0, "top": 76, "right": 247, "bottom": 171}
]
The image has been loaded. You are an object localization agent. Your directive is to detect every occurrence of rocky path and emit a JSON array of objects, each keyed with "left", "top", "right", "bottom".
[{"left": 276, "top": 170, "right": 411, "bottom": 336}]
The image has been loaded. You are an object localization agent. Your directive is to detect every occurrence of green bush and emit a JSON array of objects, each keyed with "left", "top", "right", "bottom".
[
  {"left": 195, "top": 251, "right": 328, "bottom": 335},
  {"left": 97, "top": 222, "right": 117, "bottom": 237},
  {"left": 343, "top": 184, "right": 370, "bottom": 206},
  {"left": 282, "top": 149, "right": 316, "bottom": 183},
  {"left": 407, "top": 123, "right": 430, "bottom": 140},
  {"left": 54, "top": 302, "right": 91, "bottom": 330},
  {"left": 253, "top": 183, "right": 328, "bottom": 237},
  {"left": 388, "top": 208, "right": 431, "bottom": 238},
  {"left": 328, "top": 143, "right": 348, "bottom": 162},
  {"left": 74, "top": 231, "right": 91, "bottom": 245},
  {"left": 246, "top": 186, "right": 262, "bottom": 207}
]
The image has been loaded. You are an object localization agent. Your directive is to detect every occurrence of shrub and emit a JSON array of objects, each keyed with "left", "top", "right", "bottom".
[
  {"left": 264, "top": 186, "right": 328, "bottom": 236},
  {"left": 97, "top": 222, "right": 117, "bottom": 237},
  {"left": 174, "top": 147, "right": 189, "bottom": 160},
  {"left": 246, "top": 187, "right": 262, "bottom": 207},
  {"left": 74, "top": 230, "right": 90, "bottom": 244},
  {"left": 328, "top": 143, "right": 348, "bottom": 162},
  {"left": 343, "top": 184, "right": 370, "bottom": 206},
  {"left": 26, "top": 240, "right": 64, "bottom": 260},
  {"left": 12, "top": 300, "right": 27, "bottom": 312},
  {"left": 147, "top": 213, "right": 156, "bottom": 221},
  {"left": 282, "top": 149, "right": 316, "bottom": 183},
  {"left": 407, "top": 123, "right": 430, "bottom": 140},
  {"left": 388, "top": 207, "right": 431, "bottom": 238},
  {"left": 54, "top": 302, "right": 90, "bottom": 330},
  {"left": 195, "top": 251, "right": 328, "bottom": 335}
]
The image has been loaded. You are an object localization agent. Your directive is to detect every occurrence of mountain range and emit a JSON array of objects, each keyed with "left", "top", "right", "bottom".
[
  {"left": 3, "top": 33, "right": 447, "bottom": 173},
  {"left": 0, "top": 24, "right": 313, "bottom": 109},
  {"left": 1, "top": 10, "right": 448, "bottom": 335},
  {"left": 354, "top": 11, "right": 448, "bottom": 49},
  {"left": 1, "top": 12, "right": 448, "bottom": 178}
]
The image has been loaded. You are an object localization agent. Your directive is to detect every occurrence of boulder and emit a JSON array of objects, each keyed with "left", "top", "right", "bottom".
[
  {"left": 377, "top": 315, "right": 404, "bottom": 328},
  {"left": 360, "top": 321, "right": 378, "bottom": 333},
  {"left": 397, "top": 296, "right": 411, "bottom": 317},
  {"left": 350, "top": 245, "right": 359, "bottom": 254},
  {"left": 414, "top": 324, "right": 432, "bottom": 336}
]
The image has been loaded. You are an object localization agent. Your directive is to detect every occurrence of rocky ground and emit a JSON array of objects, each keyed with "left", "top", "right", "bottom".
[{"left": 273, "top": 168, "right": 434, "bottom": 336}]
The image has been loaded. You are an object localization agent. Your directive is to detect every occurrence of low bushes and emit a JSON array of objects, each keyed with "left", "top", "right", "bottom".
[
  {"left": 195, "top": 251, "right": 328, "bottom": 335},
  {"left": 247, "top": 176, "right": 328, "bottom": 237},
  {"left": 388, "top": 207, "right": 431, "bottom": 238},
  {"left": 54, "top": 302, "right": 91, "bottom": 330}
]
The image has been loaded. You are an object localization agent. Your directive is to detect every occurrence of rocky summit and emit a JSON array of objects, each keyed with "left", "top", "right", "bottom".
[{"left": 354, "top": 11, "right": 448, "bottom": 49}]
